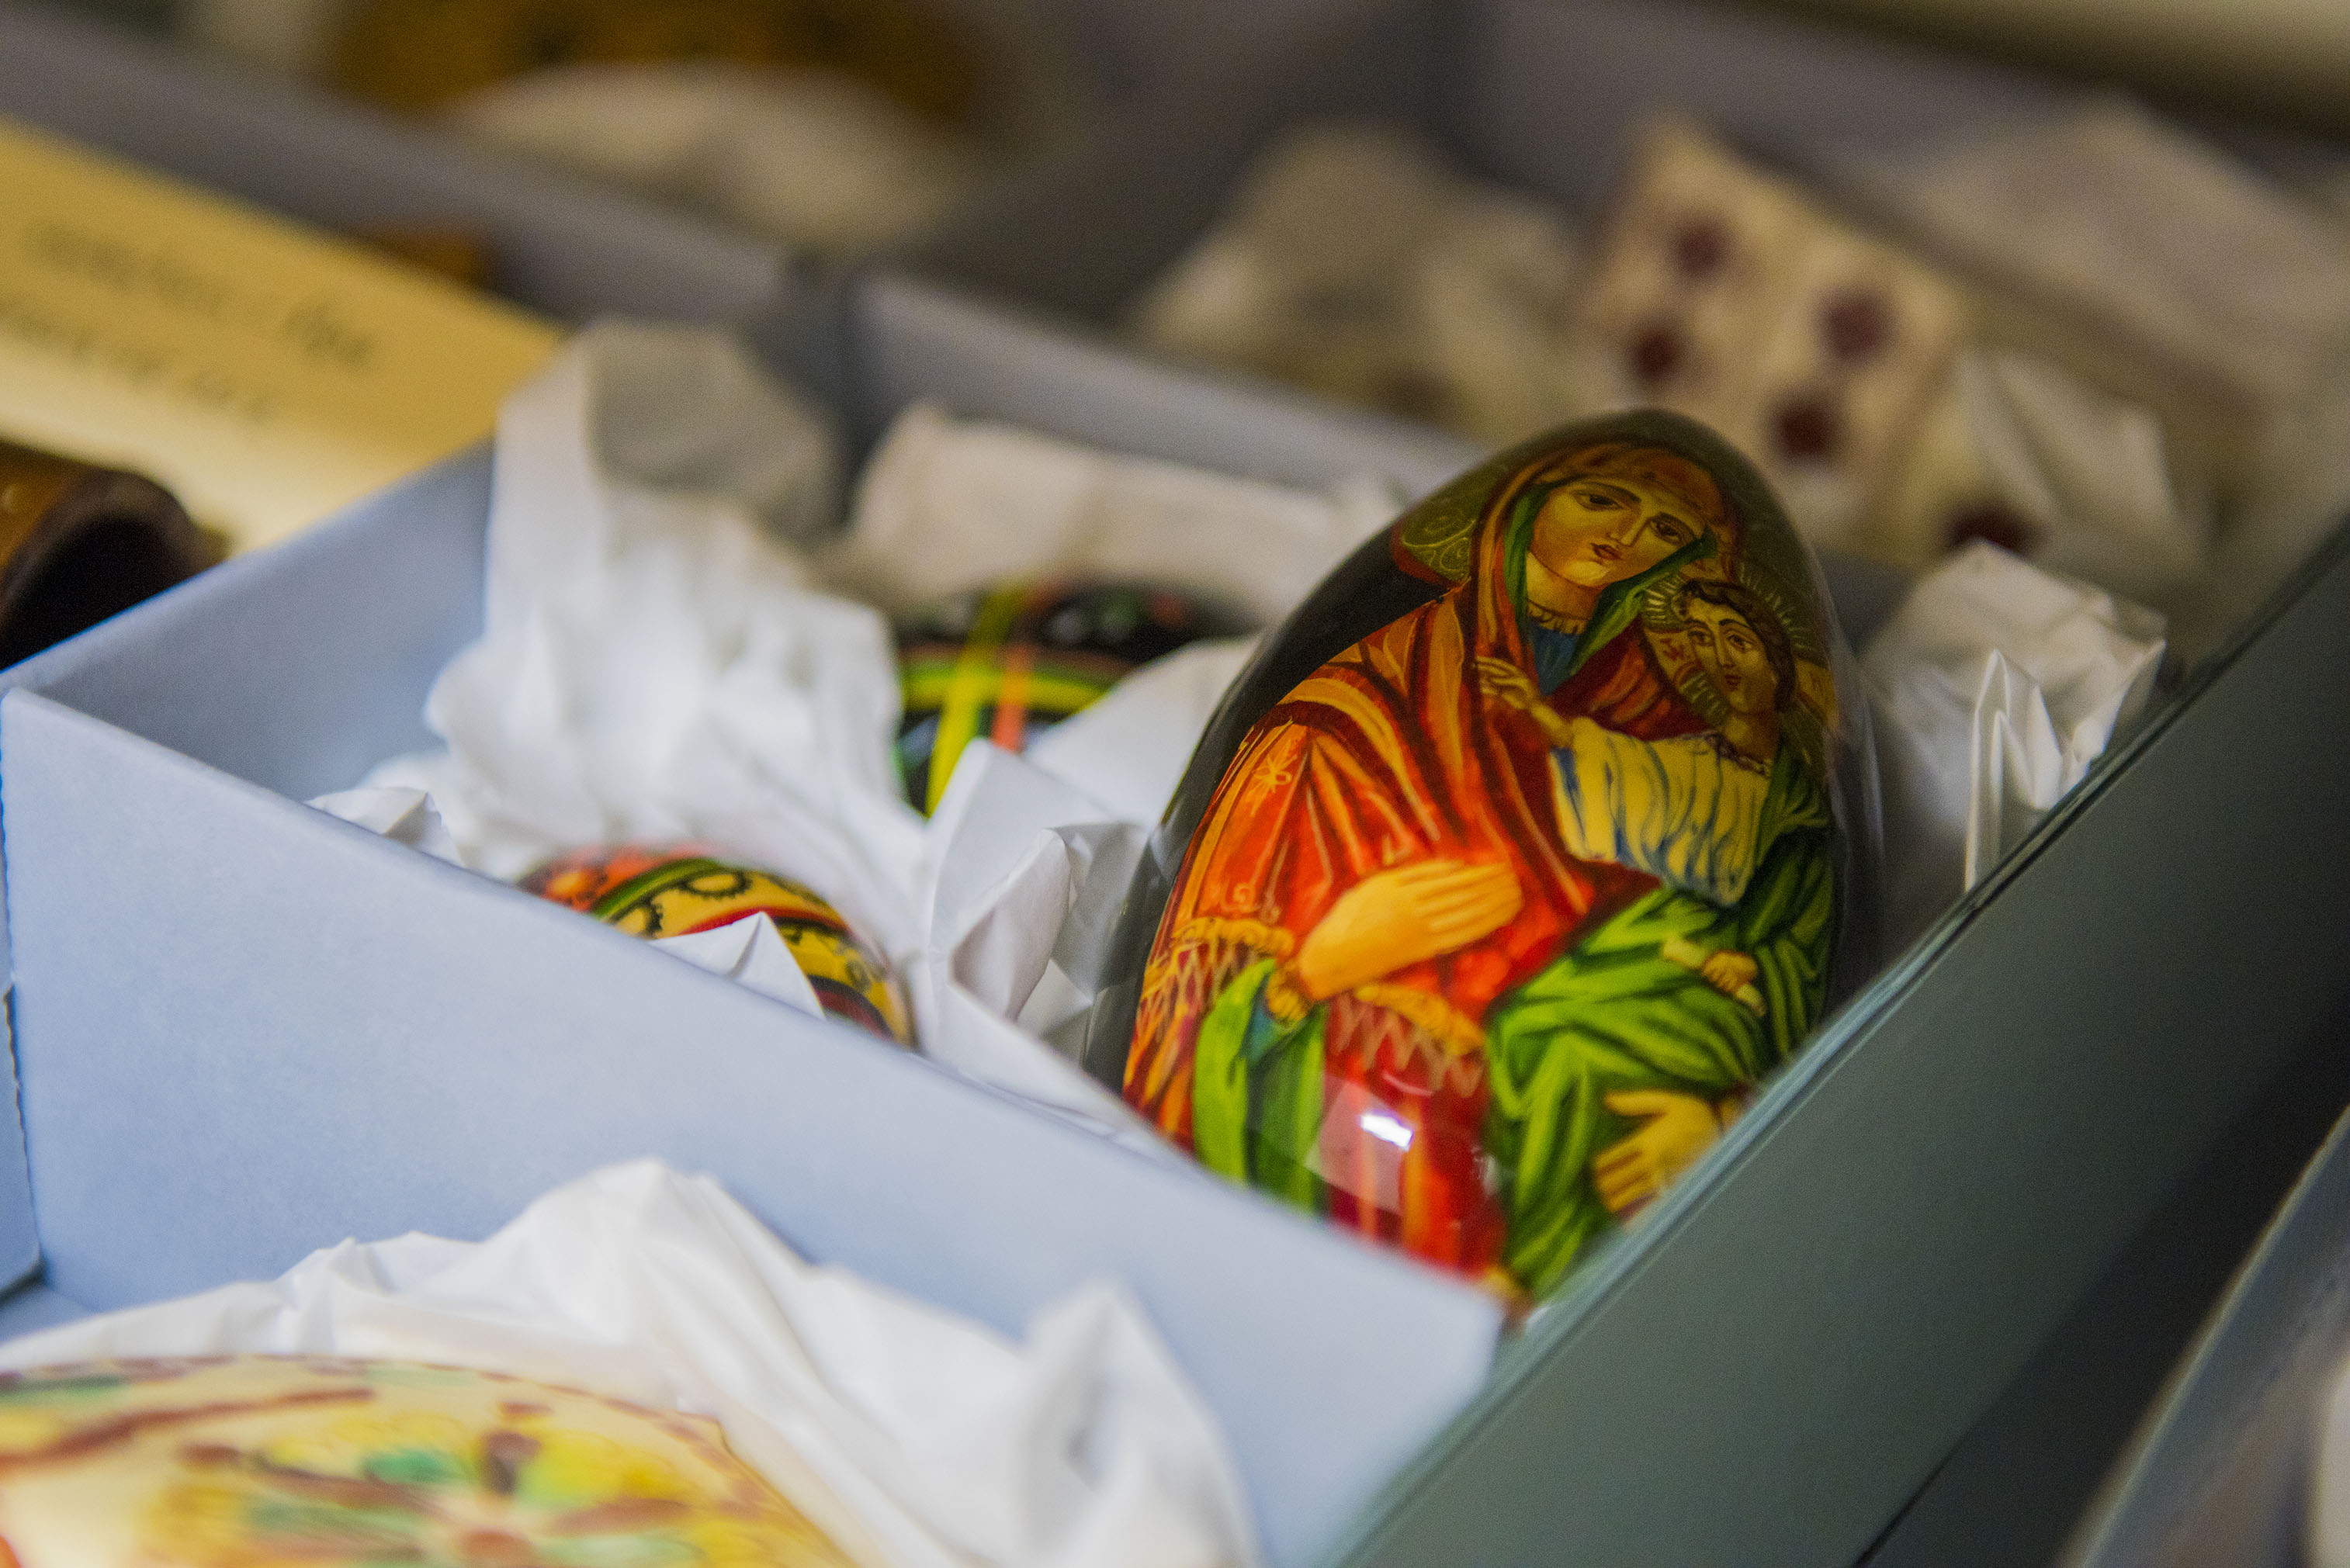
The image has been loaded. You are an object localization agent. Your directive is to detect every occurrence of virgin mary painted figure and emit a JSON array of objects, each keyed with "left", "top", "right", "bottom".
[{"left": 1105, "top": 411, "right": 1853, "bottom": 1299}]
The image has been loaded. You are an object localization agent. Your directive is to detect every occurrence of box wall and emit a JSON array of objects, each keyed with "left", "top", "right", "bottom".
[
  {"left": 1329, "top": 528, "right": 2350, "bottom": 1566},
  {"left": 0, "top": 452, "right": 491, "bottom": 805},
  {"left": 0, "top": 690, "right": 1502, "bottom": 1567}
]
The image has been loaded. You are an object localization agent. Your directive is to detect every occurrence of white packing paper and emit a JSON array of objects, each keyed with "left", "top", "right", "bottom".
[
  {"left": 823, "top": 401, "right": 1402, "bottom": 625},
  {"left": 653, "top": 910, "right": 828, "bottom": 1019},
  {"left": 310, "top": 784, "right": 464, "bottom": 866},
  {"left": 1844, "top": 100, "right": 2350, "bottom": 441},
  {"left": 448, "top": 63, "right": 982, "bottom": 255},
  {"left": 1863, "top": 541, "right": 2166, "bottom": 948},
  {"left": 0, "top": 1160, "right": 1259, "bottom": 1568},
  {"left": 352, "top": 324, "right": 1401, "bottom": 1158},
  {"left": 363, "top": 320, "right": 924, "bottom": 978},
  {"left": 1871, "top": 346, "right": 2210, "bottom": 608},
  {"left": 1128, "top": 120, "right": 1586, "bottom": 445},
  {"left": 1022, "top": 635, "right": 1262, "bottom": 826}
]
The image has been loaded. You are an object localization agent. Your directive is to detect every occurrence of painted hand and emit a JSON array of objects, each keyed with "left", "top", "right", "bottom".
[
  {"left": 1593, "top": 1089, "right": 1724, "bottom": 1217},
  {"left": 1700, "top": 949, "right": 1760, "bottom": 998},
  {"left": 1291, "top": 859, "right": 1524, "bottom": 1002},
  {"left": 1475, "top": 656, "right": 1575, "bottom": 746}
]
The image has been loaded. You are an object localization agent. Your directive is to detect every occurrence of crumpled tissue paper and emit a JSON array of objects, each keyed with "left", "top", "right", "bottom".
[
  {"left": 1873, "top": 344, "right": 2210, "bottom": 609},
  {"left": 365, "top": 319, "right": 923, "bottom": 973},
  {"left": 1863, "top": 541, "right": 2166, "bottom": 948},
  {"left": 1839, "top": 99, "right": 2350, "bottom": 648},
  {"left": 823, "top": 399, "right": 1403, "bottom": 625},
  {"left": 448, "top": 64, "right": 983, "bottom": 255},
  {"left": 0, "top": 1159, "right": 1259, "bottom": 1568},
  {"left": 1129, "top": 120, "right": 1585, "bottom": 445},
  {"left": 355, "top": 320, "right": 1399, "bottom": 1149},
  {"left": 1842, "top": 99, "right": 2350, "bottom": 461},
  {"left": 829, "top": 403, "right": 1389, "bottom": 1138},
  {"left": 309, "top": 785, "right": 830, "bottom": 1016}
]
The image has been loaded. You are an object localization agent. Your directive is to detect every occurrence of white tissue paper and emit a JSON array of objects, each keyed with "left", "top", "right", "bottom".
[
  {"left": 446, "top": 63, "right": 982, "bottom": 255},
  {"left": 304, "top": 788, "right": 830, "bottom": 1016},
  {"left": 365, "top": 320, "right": 922, "bottom": 977},
  {"left": 1863, "top": 542, "right": 2166, "bottom": 947},
  {"left": 1129, "top": 121, "right": 1584, "bottom": 445},
  {"left": 827, "top": 403, "right": 1390, "bottom": 1139},
  {"left": 823, "top": 400, "right": 1403, "bottom": 625},
  {"left": 0, "top": 1159, "right": 1259, "bottom": 1568},
  {"left": 1844, "top": 100, "right": 2350, "bottom": 453},
  {"left": 1024, "top": 635, "right": 1262, "bottom": 825},
  {"left": 359, "top": 322, "right": 1399, "bottom": 1151},
  {"left": 310, "top": 784, "right": 463, "bottom": 865},
  {"left": 1871, "top": 346, "right": 2211, "bottom": 608}
]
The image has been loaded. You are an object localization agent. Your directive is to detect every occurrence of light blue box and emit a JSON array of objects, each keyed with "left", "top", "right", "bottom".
[
  {"left": 0, "top": 274, "right": 1509, "bottom": 1568},
  {"left": 0, "top": 0, "right": 2345, "bottom": 1562}
]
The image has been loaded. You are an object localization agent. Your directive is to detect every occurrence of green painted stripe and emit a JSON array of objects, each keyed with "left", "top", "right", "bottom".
[{"left": 586, "top": 856, "right": 727, "bottom": 922}]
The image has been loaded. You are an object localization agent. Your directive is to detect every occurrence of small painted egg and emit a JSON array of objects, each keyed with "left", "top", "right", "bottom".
[
  {"left": 894, "top": 579, "right": 1239, "bottom": 814},
  {"left": 521, "top": 843, "right": 913, "bottom": 1046},
  {"left": 0, "top": 1356, "right": 854, "bottom": 1565}
]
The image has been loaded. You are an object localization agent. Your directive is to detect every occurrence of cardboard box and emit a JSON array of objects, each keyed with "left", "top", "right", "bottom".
[
  {"left": 2, "top": 265, "right": 2346, "bottom": 1568},
  {"left": 2057, "top": 1077, "right": 2350, "bottom": 1568},
  {"left": 0, "top": 275, "right": 1509, "bottom": 1568},
  {"left": 896, "top": 7, "right": 2350, "bottom": 1553}
]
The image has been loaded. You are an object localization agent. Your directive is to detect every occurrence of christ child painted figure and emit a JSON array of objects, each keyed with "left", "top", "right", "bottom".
[{"left": 1480, "top": 576, "right": 1835, "bottom": 1297}]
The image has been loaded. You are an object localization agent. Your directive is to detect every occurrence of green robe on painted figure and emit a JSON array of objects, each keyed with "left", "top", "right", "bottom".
[{"left": 1484, "top": 726, "right": 1835, "bottom": 1299}]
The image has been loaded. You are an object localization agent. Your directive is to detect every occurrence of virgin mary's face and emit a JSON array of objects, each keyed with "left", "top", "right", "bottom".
[{"left": 1527, "top": 476, "right": 1704, "bottom": 590}]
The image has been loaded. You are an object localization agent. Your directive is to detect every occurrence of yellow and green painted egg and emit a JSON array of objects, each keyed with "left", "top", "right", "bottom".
[
  {"left": 522, "top": 844, "right": 913, "bottom": 1046},
  {"left": 894, "top": 579, "right": 1237, "bottom": 815}
]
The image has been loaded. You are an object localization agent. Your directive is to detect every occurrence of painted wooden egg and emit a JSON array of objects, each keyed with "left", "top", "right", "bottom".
[
  {"left": 522, "top": 843, "right": 913, "bottom": 1045},
  {"left": 893, "top": 579, "right": 1239, "bottom": 815},
  {"left": 0, "top": 1356, "right": 852, "bottom": 1565},
  {"left": 1083, "top": 410, "right": 1874, "bottom": 1303}
]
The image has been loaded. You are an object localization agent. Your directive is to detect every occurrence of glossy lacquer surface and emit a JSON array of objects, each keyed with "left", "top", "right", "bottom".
[
  {"left": 524, "top": 843, "right": 914, "bottom": 1047},
  {"left": 1089, "top": 410, "right": 1873, "bottom": 1303}
]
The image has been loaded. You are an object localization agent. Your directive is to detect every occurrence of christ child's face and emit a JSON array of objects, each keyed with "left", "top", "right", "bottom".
[
  {"left": 1684, "top": 599, "right": 1779, "bottom": 718},
  {"left": 1527, "top": 475, "right": 1703, "bottom": 590}
]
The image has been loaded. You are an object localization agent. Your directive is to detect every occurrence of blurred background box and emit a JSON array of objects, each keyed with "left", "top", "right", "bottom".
[{"left": 0, "top": 0, "right": 797, "bottom": 323}]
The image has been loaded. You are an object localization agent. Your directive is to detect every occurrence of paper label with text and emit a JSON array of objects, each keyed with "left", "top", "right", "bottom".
[{"left": 0, "top": 114, "right": 562, "bottom": 552}]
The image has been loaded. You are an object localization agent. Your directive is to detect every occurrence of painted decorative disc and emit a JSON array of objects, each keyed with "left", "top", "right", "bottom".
[
  {"left": 1087, "top": 410, "right": 1873, "bottom": 1304},
  {"left": 522, "top": 844, "right": 913, "bottom": 1046},
  {"left": 0, "top": 1355, "right": 854, "bottom": 1566},
  {"left": 894, "top": 579, "right": 1236, "bottom": 814}
]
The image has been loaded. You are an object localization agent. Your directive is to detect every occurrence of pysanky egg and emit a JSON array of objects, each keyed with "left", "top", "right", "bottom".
[
  {"left": 0, "top": 1355, "right": 854, "bottom": 1565},
  {"left": 893, "top": 579, "right": 1239, "bottom": 815},
  {"left": 522, "top": 844, "right": 913, "bottom": 1046},
  {"left": 1084, "top": 409, "right": 1874, "bottom": 1303}
]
